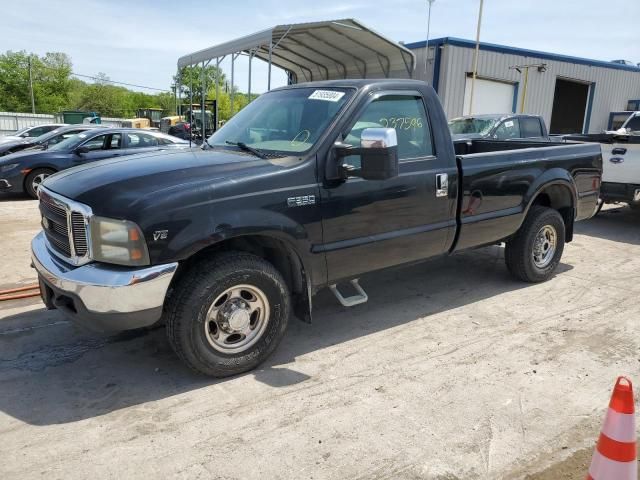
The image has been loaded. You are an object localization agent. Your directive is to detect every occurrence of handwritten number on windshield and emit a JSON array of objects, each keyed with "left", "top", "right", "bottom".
[{"left": 379, "top": 117, "right": 423, "bottom": 130}]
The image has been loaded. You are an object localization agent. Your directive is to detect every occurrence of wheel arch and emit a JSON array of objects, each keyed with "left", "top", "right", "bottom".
[
  {"left": 170, "top": 233, "right": 313, "bottom": 323},
  {"left": 524, "top": 172, "right": 577, "bottom": 242},
  {"left": 23, "top": 166, "right": 58, "bottom": 196}
]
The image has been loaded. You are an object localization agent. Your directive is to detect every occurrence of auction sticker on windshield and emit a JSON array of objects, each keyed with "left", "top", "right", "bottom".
[{"left": 308, "top": 90, "right": 345, "bottom": 102}]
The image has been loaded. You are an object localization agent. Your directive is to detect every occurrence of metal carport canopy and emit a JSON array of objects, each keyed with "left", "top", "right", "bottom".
[{"left": 177, "top": 19, "right": 416, "bottom": 85}]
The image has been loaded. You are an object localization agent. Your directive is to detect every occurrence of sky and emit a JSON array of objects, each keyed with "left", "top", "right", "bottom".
[{"left": 1, "top": 0, "right": 638, "bottom": 95}]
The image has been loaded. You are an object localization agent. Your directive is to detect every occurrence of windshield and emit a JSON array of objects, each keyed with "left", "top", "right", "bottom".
[
  {"left": 48, "top": 132, "right": 91, "bottom": 151},
  {"left": 448, "top": 117, "right": 500, "bottom": 136},
  {"left": 207, "top": 87, "right": 353, "bottom": 155}
]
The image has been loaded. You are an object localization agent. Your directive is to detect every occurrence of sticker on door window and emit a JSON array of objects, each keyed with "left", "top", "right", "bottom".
[
  {"left": 504, "top": 120, "right": 514, "bottom": 127},
  {"left": 308, "top": 90, "right": 345, "bottom": 102}
]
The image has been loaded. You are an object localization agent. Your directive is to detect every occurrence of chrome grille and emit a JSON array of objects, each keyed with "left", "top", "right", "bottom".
[
  {"left": 38, "top": 187, "right": 92, "bottom": 265},
  {"left": 40, "top": 193, "right": 71, "bottom": 258},
  {"left": 71, "top": 212, "right": 88, "bottom": 256}
]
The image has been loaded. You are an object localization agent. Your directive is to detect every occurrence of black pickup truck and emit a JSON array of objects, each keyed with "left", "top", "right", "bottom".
[{"left": 31, "top": 79, "right": 602, "bottom": 377}]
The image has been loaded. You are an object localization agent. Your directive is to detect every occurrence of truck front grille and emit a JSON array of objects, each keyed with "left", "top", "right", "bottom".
[
  {"left": 38, "top": 187, "right": 92, "bottom": 265},
  {"left": 71, "top": 212, "right": 88, "bottom": 256}
]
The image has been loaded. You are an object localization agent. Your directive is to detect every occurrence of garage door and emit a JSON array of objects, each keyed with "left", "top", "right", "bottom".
[{"left": 463, "top": 77, "right": 515, "bottom": 115}]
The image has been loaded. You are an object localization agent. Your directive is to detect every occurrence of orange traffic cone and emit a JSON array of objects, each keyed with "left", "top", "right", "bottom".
[{"left": 587, "top": 376, "right": 637, "bottom": 480}]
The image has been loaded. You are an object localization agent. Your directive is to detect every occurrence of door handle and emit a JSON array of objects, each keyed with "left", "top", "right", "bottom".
[
  {"left": 436, "top": 173, "right": 448, "bottom": 198},
  {"left": 609, "top": 157, "right": 624, "bottom": 164},
  {"left": 612, "top": 147, "right": 627, "bottom": 155}
]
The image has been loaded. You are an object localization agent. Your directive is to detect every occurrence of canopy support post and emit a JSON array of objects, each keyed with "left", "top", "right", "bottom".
[
  {"left": 201, "top": 61, "right": 206, "bottom": 140},
  {"left": 189, "top": 64, "right": 193, "bottom": 147},
  {"left": 268, "top": 34, "right": 273, "bottom": 91},
  {"left": 248, "top": 50, "right": 253, "bottom": 102},
  {"left": 215, "top": 57, "right": 220, "bottom": 129}
]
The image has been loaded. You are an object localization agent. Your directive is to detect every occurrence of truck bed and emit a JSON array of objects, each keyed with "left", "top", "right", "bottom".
[{"left": 452, "top": 139, "right": 602, "bottom": 251}]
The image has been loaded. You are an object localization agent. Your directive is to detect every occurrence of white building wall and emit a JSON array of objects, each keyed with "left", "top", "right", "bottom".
[{"left": 412, "top": 44, "right": 640, "bottom": 133}]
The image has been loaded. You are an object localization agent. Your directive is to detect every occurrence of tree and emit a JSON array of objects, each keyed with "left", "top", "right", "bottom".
[
  {"left": 175, "top": 65, "right": 226, "bottom": 101},
  {"left": 0, "top": 49, "right": 253, "bottom": 121},
  {"left": 32, "top": 52, "right": 73, "bottom": 113},
  {"left": 0, "top": 50, "right": 73, "bottom": 113}
]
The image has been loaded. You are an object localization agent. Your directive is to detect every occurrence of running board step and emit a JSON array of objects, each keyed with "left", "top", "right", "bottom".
[{"left": 329, "top": 279, "right": 368, "bottom": 307}]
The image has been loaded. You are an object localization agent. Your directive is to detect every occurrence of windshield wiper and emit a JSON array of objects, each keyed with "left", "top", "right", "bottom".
[{"left": 225, "top": 141, "right": 268, "bottom": 159}]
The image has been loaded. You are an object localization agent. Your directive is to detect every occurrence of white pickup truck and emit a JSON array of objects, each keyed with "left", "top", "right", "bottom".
[{"left": 567, "top": 112, "right": 640, "bottom": 209}]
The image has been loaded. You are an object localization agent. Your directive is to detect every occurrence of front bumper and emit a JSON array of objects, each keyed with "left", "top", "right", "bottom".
[{"left": 31, "top": 231, "right": 178, "bottom": 332}]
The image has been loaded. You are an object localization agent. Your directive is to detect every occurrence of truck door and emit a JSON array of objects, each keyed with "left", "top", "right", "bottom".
[{"left": 319, "top": 92, "right": 457, "bottom": 283}]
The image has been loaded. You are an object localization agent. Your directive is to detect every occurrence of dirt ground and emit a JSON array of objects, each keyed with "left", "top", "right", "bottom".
[{"left": 0, "top": 195, "right": 639, "bottom": 480}]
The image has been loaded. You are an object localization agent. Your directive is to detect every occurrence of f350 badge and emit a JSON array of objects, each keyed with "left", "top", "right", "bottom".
[
  {"left": 153, "top": 230, "right": 168, "bottom": 241},
  {"left": 287, "top": 195, "right": 316, "bottom": 207}
]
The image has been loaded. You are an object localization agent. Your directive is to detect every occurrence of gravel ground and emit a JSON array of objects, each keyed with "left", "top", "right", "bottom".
[{"left": 0, "top": 194, "right": 638, "bottom": 479}]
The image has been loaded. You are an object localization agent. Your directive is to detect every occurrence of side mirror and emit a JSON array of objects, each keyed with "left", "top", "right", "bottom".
[
  {"left": 331, "top": 128, "right": 399, "bottom": 181},
  {"left": 358, "top": 128, "right": 399, "bottom": 180},
  {"left": 75, "top": 146, "right": 90, "bottom": 155}
]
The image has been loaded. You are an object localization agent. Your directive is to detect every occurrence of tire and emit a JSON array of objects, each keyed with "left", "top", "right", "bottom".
[
  {"left": 505, "top": 206, "right": 565, "bottom": 283},
  {"left": 25, "top": 168, "right": 55, "bottom": 199},
  {"left": 165, "top": 252, "right": 291, "bottom": 377}
]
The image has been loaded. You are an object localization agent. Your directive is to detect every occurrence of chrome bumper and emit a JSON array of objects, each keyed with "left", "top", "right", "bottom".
[{"left": 31, "top": 231, "right": 178, "bottom": 330}]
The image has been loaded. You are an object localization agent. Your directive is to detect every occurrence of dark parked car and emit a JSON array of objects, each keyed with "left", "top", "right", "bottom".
[
  {"left": 0, "top": 124, "right": 66, "bottom": 143},
  {"left": 448, "top": 114, "right": 549, "bottom": 141},
  {"left": 0, "top": 125, "right": 103, "bottom": 157},
  {"left": 0, "top": 128, "right": 189, "bottom": 198},
  {"left": 167, "top": 121, "right": 191, "bottom": 140}
]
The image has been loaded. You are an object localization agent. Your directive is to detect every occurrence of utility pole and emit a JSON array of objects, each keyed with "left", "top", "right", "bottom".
[
  {"left": 468, "top": 0, "right": 484, "bottom": 115},
  {"left": 425, "top": 0, "right": 436, "bottom": 75},
  {"left": 28, "top": 56, "right": 35, "bottom": 114}
]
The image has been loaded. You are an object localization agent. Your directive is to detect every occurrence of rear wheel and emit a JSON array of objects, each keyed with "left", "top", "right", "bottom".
[
  {"left": 25, "top": 168, "right": 55, "bottom": 199},
  {"left": 165, "top": 252, "right": 291, "bottom": 377},
  {"left": 505, "top": 206, "right": 565, "bottom": 283}
]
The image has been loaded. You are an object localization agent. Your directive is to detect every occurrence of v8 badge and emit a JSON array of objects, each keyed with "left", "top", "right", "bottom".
[{"left": 153, "top": 230, "right": 168, "bottom": 241}]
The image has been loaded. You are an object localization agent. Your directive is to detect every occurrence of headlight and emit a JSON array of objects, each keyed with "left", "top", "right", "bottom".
[
  {"left": 89, "top": 216, "right": 150, "bottom": 266},
  {"left": 0, "top": 163, "right": 18, "bottom": 172}
]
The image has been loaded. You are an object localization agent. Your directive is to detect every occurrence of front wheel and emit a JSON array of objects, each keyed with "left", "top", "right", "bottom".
[
  {"left": 505, "top": 206, "right": 566, "bottom": 283},
  {"left": 165, "top": 252, "right": 291, "bottom": 377},
  {"left": 25, "top": 168, "right": 55, "bottom": 199}
]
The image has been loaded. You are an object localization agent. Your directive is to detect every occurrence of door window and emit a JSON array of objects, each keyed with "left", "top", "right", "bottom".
[
  {"left": 625, "top": 116, "right": 640, "bottom": 133},
  {"left": 343, "top": 95, "right": 433, "bottom": 167},
  {"left": 494, "top": 119, "right": 521, "bottom": 139},
  {"left": 520, "top": 117, "right": 543, "bottom": 138},
  {"left": 82, "top": 133, "right": 122, "bottom": 151},
  {"left": 127, "top": 132, "right": 159, "bottom": 148},
  {"left": 24, "top": 126, "right": 47, "bottom": 137}
]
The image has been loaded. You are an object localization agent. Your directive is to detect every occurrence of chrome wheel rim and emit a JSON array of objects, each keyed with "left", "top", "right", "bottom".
[
  {"left": 204, "top": 284, "right": 270, "bottom": 354},
  {"left": 31, "top": 173, "right": 49, "bottom": 193},
  {"left": 532, "top": 225, "right": 557, "bottom": 268}
]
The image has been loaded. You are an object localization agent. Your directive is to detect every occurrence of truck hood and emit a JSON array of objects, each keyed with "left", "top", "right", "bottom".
[{"left": 43, "top": 149, "right": 278, "bottom": 214}]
